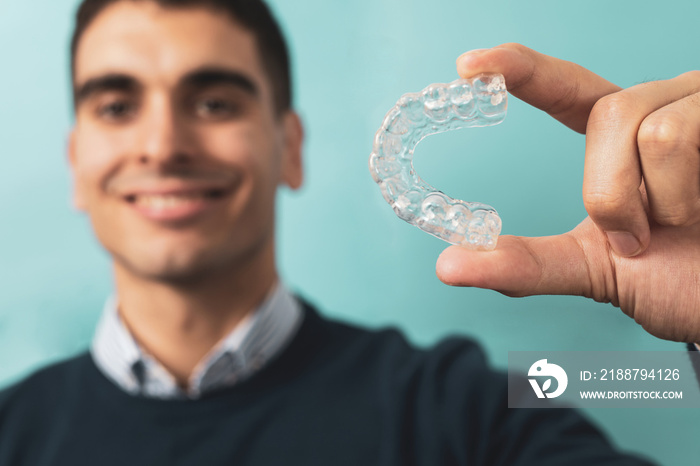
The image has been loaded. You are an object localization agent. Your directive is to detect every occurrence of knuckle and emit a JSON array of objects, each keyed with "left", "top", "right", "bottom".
[
  {"left": 638, "top": 112, "right": 687, "bottom": 156},
  {"left": 679, "top": 69, "right": 700, "bottom": 83},
  {"left": 655, "top": 214, "right": 689, "bottom": 227},
  {"left": 653, "top": 203, "right": 700, "bottom": 227},
  {"left": 496, "top": 42, "right": 528, "bottom": 54},
  {"left": 588, "top": 93, "right": 638, "bottom": 130},
  {"left": 582, "top": 187, "right": 629, "bottom": 221}
]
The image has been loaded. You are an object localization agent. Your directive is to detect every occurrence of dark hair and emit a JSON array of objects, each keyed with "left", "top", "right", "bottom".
[{"left": 70, "top": 0, "right": 292, "bottom": 113}]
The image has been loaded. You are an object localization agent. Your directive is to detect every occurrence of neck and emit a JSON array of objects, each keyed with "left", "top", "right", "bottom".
[{"left": 113, "top": 242, "right": 277, "bottom": 389}]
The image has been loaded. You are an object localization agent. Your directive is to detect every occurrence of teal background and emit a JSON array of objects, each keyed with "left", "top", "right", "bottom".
[{"left": 1, "top": 0, "right": 698, "bottom": 463}]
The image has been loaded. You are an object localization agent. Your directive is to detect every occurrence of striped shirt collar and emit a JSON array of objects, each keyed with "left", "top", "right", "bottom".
[{"left": 90, "top": 282, "right": 303, "bottom": 399}]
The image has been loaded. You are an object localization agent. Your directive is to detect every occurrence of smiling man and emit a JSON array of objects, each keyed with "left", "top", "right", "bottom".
[
  {"left": 66, "top": 1, "right": 304, "bottom": 391},
  {"left": 0, "top": 0, "right": 696, "bottom": 464}
]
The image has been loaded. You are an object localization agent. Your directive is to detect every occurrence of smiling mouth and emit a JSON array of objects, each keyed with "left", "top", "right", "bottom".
[
  {"left": 124, "top": 189, "right": 229, "bottom": 222},
  {"left": 124, "top": 189, "right": 226, "bottom": 205}
]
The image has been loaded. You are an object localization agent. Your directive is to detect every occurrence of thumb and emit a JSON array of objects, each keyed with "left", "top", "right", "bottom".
[{"left": 436, "top": 233, "right": 593, "bottom": 298}]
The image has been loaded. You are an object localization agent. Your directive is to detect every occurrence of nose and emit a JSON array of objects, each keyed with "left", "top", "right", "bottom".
[{"left": 137, "top": 94, "right": 192, "bottom": 166}]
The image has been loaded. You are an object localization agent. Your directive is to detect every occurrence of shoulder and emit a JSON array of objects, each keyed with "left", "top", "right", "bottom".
[
  {"left": 0, "top": 352, "right": 91, "bottom": 420},
  {"left": 0, "top": 352, "right": 92, "bottom": 461}
]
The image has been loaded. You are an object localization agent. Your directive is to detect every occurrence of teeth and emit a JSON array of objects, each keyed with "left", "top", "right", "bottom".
[{"left": 133, "top": 193, "right": 207, "bottom": 209}]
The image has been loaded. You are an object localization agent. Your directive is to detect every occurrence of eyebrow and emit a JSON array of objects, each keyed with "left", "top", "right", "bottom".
[
  {"left": 181, "top": 67, "right": 259, "bottom": 97},
  {"left": 73, "top": 67, "right": 259, "bottom": 108},
  {"left": 74, "top": 74, "right": 139, "bottom": 107}
]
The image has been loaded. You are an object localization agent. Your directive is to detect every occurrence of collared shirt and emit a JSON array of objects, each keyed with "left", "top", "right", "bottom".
[{"left": 90, "top": 282, "right": 303, "bottom": 399}]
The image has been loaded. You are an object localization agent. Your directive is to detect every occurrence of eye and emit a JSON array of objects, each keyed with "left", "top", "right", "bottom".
[
  {"left": 96, "top": 100, "right": 135, "bottom": 121},
  {"left": 194, "top": 97, "right": 240, "bottom": 119}
]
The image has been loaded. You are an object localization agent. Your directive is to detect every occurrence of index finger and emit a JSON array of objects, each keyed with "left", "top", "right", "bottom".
[{"left": 457, "top": 43, "right": 621, "bottom": 133}]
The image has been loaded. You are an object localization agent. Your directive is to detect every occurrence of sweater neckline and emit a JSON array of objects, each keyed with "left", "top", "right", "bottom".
[{"left": 81, "top": 299, "right": 334, "bottom": 413}]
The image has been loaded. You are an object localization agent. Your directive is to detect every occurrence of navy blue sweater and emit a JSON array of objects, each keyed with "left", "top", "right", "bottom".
[{"left": 0, "top": 301, "right": 654, "bottom": 465}]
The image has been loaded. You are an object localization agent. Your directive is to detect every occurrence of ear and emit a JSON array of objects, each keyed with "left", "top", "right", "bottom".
[
  {"left": 279, "top": 111, "right": 304, "bottom": 190},
  {"left": 67, "top": 129, "right": 87, "bottom": 211}
]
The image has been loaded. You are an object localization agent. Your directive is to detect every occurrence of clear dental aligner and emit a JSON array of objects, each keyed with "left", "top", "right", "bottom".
[{"left": 369, "top": 73, "right": 507, "bottom": 250}]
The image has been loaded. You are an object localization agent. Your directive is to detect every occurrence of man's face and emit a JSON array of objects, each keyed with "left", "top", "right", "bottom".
[{"left": 69, "top": 1, "right": 302, "bottom": 283}]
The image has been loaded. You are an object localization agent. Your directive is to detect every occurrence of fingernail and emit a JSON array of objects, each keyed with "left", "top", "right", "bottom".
[
  {"left": 458, "top": 48, "right": 489, "bottom": 67},
  {"left": 605, "top": 231, "right": 641, "bottom": 257}
]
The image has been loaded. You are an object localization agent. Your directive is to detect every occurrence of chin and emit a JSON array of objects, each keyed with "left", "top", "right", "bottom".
[{"left": 113, "top": 248, "right": 228, "bottom": 285}]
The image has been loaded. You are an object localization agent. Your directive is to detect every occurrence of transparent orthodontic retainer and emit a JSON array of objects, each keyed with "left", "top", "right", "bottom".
[{"left": 369, "top": 73, "right": 507, "bottom": 251}]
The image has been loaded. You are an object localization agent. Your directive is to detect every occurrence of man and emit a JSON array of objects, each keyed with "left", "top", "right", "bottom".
[{"left": 0, "top": 0, "right": 697, "bottom": 464}]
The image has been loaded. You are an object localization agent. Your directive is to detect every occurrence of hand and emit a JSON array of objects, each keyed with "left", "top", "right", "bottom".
[{"left": 436, "top": 43, "right": 700, "bottom": 343}]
